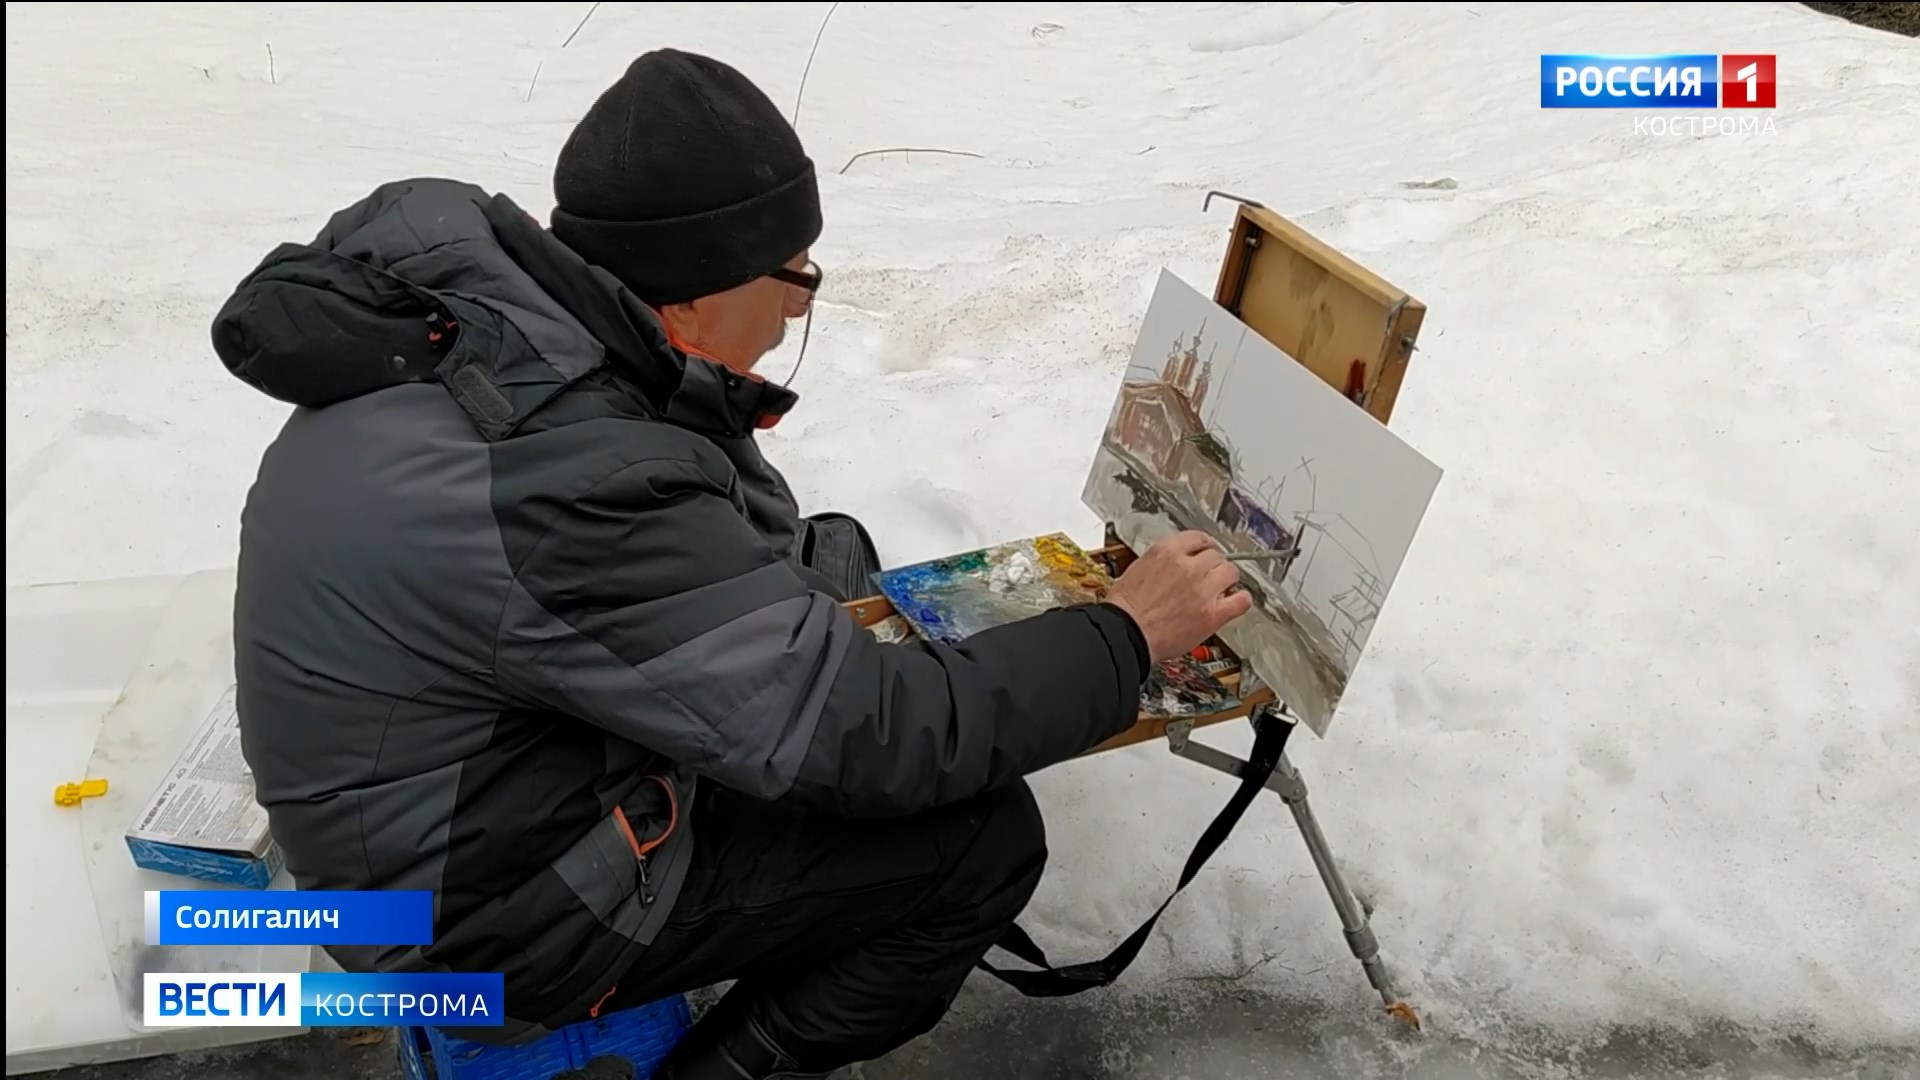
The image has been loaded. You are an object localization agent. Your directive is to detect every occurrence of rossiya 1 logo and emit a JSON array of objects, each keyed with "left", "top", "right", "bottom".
[{"left": 1538, "top": 54, "right": 1776, "bottom": 109}]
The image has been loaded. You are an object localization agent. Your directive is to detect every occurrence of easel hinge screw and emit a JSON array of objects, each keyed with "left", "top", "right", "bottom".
[{"left": 1165, "top": 718, "right": 1194, "bottom": 751}]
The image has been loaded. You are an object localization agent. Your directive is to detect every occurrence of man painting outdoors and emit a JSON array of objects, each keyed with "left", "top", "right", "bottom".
[{"left": 217, "top": 48, "right": 1249, "bottom": 1080}]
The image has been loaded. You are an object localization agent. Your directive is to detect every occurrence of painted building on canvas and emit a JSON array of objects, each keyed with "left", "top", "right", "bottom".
[
  {"left": 1219, "top": 487, "right": 1292, "bottom": 552},
  {"left": 1158, "top": 333, "right": 1213, "bottom": 416},
  {"left": 1110, "top": 376, "right": 1237, "bottom": 519},
  {"left": 1112, "top": 379, "right": 1203, "bottom": 477},
  {"left": 1168, "top": 435, "right": 1233, "bottom": 518},
  {"left": 1111, "top": 337, "right": 1307, "bottom": 565},
  {"left": 1110, "top": 378, "right": 1271, "bottom": 556}
]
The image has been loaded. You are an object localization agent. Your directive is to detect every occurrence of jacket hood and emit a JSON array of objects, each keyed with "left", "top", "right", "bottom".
[{"left": 210, "top": 177, "right": 797, "bottom": 441}]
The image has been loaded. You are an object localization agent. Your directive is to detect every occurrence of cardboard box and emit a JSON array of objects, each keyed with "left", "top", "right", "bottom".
[{"left": 125, "top": 684, "right": 284, "bottom": 889}]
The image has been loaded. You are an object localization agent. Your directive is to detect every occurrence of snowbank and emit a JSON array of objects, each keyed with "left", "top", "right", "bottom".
[{"left": 7, "top": 0, "right": 1915, "bottom": 1053}]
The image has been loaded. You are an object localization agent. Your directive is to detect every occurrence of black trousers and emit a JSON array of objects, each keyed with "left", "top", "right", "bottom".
[{"left": 599, "top": 776, "right": 1048, "bottom": 1073}]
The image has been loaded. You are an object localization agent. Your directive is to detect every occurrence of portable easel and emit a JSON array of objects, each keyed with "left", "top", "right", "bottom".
[{"left": 841, "top": 191, "right": 1429, "bottom": 1029}]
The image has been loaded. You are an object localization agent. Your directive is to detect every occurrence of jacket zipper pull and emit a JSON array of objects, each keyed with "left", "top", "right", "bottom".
[{"left": 637, "top": 855, "right": 655, "bottom": 906}]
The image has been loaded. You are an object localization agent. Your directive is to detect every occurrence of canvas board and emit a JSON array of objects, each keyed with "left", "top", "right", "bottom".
[{"left": 1082, "top": 269, "right": 1443, "bottom": 736}]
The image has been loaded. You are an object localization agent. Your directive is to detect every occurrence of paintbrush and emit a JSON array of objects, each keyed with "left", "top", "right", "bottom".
[{"left": 1223, "top": 549, "right": 1298, "bottom": 563}]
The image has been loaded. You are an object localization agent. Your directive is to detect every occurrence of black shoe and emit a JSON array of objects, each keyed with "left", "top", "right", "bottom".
[{"left": 652, "top": 994, "right": 838, "bottom": 1080}]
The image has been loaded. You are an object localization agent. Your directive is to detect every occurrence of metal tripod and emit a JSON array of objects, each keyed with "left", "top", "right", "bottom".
[{"left": 1164, "top": 701, "right": 1420, "bottom": 1028}]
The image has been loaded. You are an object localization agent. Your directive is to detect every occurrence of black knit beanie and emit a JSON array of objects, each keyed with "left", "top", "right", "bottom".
[{"left": 550, "top": 49, "right": 822, "bottom": 307}]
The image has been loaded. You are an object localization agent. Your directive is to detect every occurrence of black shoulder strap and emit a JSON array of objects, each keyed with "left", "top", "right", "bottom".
[{"left": 977, "top": 712, "right": 1293, "bottom": 996}]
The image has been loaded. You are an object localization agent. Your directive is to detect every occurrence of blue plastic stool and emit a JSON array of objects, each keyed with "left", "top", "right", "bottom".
[{"left": 397, "top": 993, "right": 692, "bottom": 1080}]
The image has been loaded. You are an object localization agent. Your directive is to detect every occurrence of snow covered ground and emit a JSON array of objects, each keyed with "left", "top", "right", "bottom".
[{"left": 7, "top": 1, "right": 1917, "bottom": 1075}]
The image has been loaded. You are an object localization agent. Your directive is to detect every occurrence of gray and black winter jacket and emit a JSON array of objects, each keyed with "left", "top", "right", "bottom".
[{"left": 214, "top": 178, "right": 1149, "bottom": 1041}]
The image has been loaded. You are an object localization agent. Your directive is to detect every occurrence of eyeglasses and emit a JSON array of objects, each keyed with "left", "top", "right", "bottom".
[
  {"left": 768, "top": 261, "right": 823, "bottom": 297},
  {"left": 767, "top": 261, "right": 822, "bottom": 386}
]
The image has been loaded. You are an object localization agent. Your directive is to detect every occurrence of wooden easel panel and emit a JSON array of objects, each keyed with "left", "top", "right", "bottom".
[
  {"left": 1212, "top": 203, "right": 1425, "bottom": 426},
  {"left": 841, "top": 540, "right": 1273, "bottom": 759}
]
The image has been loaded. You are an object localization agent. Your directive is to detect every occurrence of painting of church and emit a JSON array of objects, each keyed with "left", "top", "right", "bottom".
[
  {"left": 1110, "top": 379, "right": 1198, "bottom": 477},
  {"left": 1111, "top": 332, "right": 1217, "bottom": 473},
  {"left": 1084, "top": 269, "right": 1446, "bottom": 737},
  {"left": 1106, "top": 339, "right": 1241, "bottom": 522}
]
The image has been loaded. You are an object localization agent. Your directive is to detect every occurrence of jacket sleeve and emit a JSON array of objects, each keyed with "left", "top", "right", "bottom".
[{"left": 493, "top": 448, "right": 1149, "bottom": 817}]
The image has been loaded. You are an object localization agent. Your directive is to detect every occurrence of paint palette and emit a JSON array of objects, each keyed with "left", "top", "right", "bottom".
[{"left": 872, "top": 533, "right": 1242, "bottom": 718}]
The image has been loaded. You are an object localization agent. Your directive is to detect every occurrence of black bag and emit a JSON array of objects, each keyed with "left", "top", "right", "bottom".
[{"left": 796, "top": 511, "right": 884, "bottom": 603}]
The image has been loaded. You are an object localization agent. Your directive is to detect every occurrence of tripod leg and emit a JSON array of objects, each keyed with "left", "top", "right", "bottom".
[
  {"left": 1274, "top": 750, "right": 1418, "bottom": 1028},
  {"left": 1165, "top": 707, "right": 1420, "bottom": 1030}
]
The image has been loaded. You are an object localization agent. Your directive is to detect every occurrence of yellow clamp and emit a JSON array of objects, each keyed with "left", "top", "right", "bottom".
[{"left": 54, "top": 778, "right": 109, "bottom": 807}]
